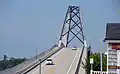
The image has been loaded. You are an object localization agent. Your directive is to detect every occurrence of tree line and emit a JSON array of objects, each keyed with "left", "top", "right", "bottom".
[
  {"left": 82, "top": 46, "right": 107, "bottom": 74},
  {"left": 0, "top": 55, "right": 27, "bottom": 71}
]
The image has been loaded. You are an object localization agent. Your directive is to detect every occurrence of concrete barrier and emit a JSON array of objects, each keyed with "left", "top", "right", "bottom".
[{"left": 15, "top": 45, "right": 64, "bottom": 74}]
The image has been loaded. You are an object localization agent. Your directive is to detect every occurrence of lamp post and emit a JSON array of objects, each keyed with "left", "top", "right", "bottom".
[
  {"left": 39, "top": 59, "right": 41, "bottom": 74},
  {"left": 90, "top": 58, "right": 94, "bottom": 74},
  {"left": 104, "top": 52, "right": 108, "bottom": 74}
]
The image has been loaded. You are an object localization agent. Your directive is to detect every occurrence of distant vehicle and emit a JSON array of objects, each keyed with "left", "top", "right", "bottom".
[
  {"left": 72, "top": 46, "right": 77, "bottom": 50},
  {"left": 46, "top": 58, "right": 53, "bottom": 65}
]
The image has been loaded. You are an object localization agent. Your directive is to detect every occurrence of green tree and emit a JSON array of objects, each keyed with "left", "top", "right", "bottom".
[
  {"left": 90, "top": 53, "right": 101, "bottom": 71},
  {"left": 81, "top": 46, "right": 92, "bottom": 74},
  {"left": 81, "top": 58, "right": 91, "bottom": 74},
  {"left": 82, "top": 52, "right": 107, "bottom": 74},
  {"left": 90, "top": 53, "right": 107, "bottom": 71},
  {"left": 102, "top": 53, "right": 107, "bottom": 71},
  {"left": 0, "top": 57, "right": 27, "bottom": 71}
]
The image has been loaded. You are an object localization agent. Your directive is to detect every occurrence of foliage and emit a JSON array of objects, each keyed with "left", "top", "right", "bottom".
[
  {"left": 90, "top": 53, "right": 107, "bottom": 71},
  {"left": 0, "top": 56, "right": 27, "bottom": 71},
  {"left": 81, "top": 58, "right": 91, "bottom": 74},
  {"left": 82, "top": 52, "right": 107, "bottom": 74}
]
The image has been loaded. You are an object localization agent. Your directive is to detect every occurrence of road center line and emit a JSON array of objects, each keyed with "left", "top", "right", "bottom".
[{"left": 67, "top": 49, "right": 80, "bottom": 74}]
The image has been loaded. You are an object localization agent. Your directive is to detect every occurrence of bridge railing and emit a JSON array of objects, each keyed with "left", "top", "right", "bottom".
[
  {"left": 92, "top": 71, "right": 107, "bottom": 74},
  {"left": 0, "top": 44, "right": 59, "bottom": 74},
  {"left": 15, "top": 45, "right": 64, "bottom": 74}
]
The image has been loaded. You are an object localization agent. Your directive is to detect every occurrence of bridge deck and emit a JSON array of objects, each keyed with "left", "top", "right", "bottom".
[{"left": 27, "top": 48, "right": 82, "bottom": 74}]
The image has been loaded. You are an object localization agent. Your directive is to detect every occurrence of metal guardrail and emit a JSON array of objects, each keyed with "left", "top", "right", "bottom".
[{"left": 15, "top": 45, "right": 63, "bottom": 74}]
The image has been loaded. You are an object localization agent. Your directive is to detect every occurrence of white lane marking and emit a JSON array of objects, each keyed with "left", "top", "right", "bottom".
[
  {"left": 28, "top": 48, "right": 65, "bottom": 74},
  {"left": 67, "top": 49, "right": 80, "bottom": 74}
]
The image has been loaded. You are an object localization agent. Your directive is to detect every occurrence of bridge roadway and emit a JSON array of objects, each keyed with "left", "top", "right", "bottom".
[{"left": 27, "top": 48, "right": 86, "bottom": 74}]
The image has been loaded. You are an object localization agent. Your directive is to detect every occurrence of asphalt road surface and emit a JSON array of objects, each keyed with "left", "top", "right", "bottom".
[{"left": 27, "top": 48, "right": 84, "bottom": 74}]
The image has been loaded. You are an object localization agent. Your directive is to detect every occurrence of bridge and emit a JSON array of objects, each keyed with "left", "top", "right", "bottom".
[
  {"left": 27, "top": 48, "right": 87, "bottom": 74},
  {"left": 0, "top": 6, "right": 89, "bottom": 74}
]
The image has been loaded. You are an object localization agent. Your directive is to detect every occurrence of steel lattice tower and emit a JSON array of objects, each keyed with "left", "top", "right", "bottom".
[{"left": 59, "top": 6, "right": 85, "bottom": 48}]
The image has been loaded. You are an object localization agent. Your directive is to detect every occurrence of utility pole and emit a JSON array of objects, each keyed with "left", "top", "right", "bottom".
[
  {"left": 36, "top": 48, "right": 38, "bottom": 60},
  {"left": 39, "top": 59, "right": 41, "bottom": 74},
  {"left": 101, "top": 52, "right": 103, "bottom": 74}
]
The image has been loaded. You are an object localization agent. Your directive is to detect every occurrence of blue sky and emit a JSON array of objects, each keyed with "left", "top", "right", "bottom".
[{"left": 0, "top": 0, "right": 120, "bottom": 58}]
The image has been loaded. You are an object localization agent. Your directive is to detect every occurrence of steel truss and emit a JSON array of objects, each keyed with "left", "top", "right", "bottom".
[{"left": 59, "top": 5, "right": 85, "bottom": 47}]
